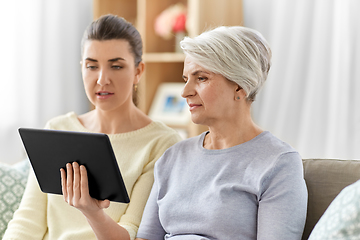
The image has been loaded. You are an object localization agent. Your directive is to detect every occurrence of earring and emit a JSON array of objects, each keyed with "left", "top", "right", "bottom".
[
  {"left": 134, "top": 84, "right": 138, "bottom": 92},
  {"left": 236, "top": 96, "right": 240, "bottom": 100}
]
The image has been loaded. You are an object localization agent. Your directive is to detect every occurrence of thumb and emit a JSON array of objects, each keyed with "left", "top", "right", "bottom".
[{"left": 98, "top": 199, "right": 111, "bottom": 209}]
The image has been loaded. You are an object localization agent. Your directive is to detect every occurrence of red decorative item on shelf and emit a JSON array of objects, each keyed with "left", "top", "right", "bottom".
[
  {"left": 154, "top": 3, "right": 187, "bottom": 40},
  {"left": 172, "top": 13, "right": 186, "bottom": 33}
]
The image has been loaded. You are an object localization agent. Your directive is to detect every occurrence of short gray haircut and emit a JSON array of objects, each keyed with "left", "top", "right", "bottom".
[{"left": 180, "top": 26, "right": 272, "bottom": 102}]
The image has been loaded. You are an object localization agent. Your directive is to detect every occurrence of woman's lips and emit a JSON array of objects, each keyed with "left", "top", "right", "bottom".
[
  {"left": 188, "top": 103, "right": 202, "bottom": 111},
  {"left": 96, "top": 91, "right": 114, "bottom": 99}
]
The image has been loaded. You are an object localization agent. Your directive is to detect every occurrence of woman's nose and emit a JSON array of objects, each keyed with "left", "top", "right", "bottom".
[
  {"left": 97, "top": 69, "right": 110, "bottom": 86},
  {"left": 181, "top": 80, "right": 196, "bottom": 98}
]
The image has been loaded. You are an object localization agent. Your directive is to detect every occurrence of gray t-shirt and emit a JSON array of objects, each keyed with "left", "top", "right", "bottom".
[{"left": 137, "top": 131, "right": 308, "bottom": 240}]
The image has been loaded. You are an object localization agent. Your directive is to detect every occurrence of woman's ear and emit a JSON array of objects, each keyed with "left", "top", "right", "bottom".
[
  {"left": 134, "top": 61, "right": 145, "bottom": 85},
  {"left": 235, "top": 85, "right": 246, "bottom": 100}
]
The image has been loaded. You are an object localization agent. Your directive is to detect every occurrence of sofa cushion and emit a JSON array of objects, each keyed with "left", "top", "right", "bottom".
[
  {"left": 0, "top": 160, "right": 29, "bottom": 238},
  {"left": 302, "top": 159, "right": 360, "bottom": 240}
]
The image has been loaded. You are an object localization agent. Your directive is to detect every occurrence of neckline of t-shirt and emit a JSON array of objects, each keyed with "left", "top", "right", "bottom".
[
  {"left": 198, "top": 130, "right": 270, "bottom": 154},
  {"left": 67, "top": 111, "right": 160, "bottom": 139}
]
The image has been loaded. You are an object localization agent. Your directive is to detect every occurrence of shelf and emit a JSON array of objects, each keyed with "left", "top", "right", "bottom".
[
  {"left": 143, "top": 53, "right": 185, "bottom": 63},
  {"left": 137, "top": 0, "right": 188, "bottom": 53},
  {"left": 93, "top": 0, "right": 137, "bottom": 24},
  {"left": 187, "top": 0, "right": 243, "bottom": 37}
]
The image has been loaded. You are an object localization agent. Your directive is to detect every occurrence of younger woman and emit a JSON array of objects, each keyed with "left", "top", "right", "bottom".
[{"left": 4, "top": 15, "right": 181, "bottom": 240}]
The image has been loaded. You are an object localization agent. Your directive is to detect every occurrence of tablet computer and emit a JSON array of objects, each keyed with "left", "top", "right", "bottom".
[{"left": 18, "top": 128, "right": 130, "bottom": 203}]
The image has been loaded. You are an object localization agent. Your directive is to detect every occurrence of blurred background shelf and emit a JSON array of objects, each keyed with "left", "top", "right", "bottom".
[{"left": 143, "top": 53, "right": 185, "bottom": 63}]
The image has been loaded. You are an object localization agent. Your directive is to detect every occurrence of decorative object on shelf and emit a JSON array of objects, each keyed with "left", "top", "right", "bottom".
[
  {"left": 154, "top": 3, "right": 187, "bottom": 52},
  {"left": 174, "top": 31, "right": 186, "bottom": 53},
  {"left": 149, "top": 82, "right": 190, "bottom": 126}
]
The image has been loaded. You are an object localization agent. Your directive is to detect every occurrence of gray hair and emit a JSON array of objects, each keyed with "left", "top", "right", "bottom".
[{"left": 180, "top": 26, "right": 272, "bottom": 102}]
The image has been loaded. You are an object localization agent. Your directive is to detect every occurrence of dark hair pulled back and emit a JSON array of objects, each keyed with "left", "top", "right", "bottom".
[{"left": 81, "top": 14, "right": 143, "bottom": 66}]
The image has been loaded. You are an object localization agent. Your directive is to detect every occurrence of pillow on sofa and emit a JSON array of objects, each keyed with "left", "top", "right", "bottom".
[
  {"left": 302, "top": 159, "right": 360, "bottom": 240},
  {"left": 0, "top": 160, "right": 29, "bottom": 238}
]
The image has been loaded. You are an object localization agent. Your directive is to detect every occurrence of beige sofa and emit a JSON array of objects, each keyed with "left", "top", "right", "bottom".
[
  {"left": 1, "top": 159, "right": 360, "bottom": 239},
  {"left": 302, "top": 159, "right": 360, "bottom": 239}
]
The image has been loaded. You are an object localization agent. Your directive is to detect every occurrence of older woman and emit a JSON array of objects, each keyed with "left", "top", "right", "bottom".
[{"left": 136, "top": 26, "right": 308, "bottom": 240}]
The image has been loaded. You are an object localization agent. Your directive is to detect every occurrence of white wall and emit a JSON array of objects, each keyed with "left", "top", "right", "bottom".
[{"left": 0, "top": 0, "right": 93, "bottom": 164}]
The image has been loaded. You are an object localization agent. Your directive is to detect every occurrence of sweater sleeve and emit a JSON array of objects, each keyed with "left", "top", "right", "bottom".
[
  {"left": 136, "top": 162, "right": 167, "bottom": 240},
  {"left": 257, "top": 152, "right": 308, "bottom": 240},
  {"left": 2, "top": 170, "right": 48, "bottom": 240},
  {"left": 118, "top": 132, "right": 182, "bottom": 240}
]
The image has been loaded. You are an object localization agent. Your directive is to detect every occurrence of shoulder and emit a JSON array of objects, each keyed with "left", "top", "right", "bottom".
[
  {"left": 254, "top": 131, "right": 302, "bottom": 164},
  {"left": 155, "top": 133, "right": 204, "bottom": 167},
  {"left": 242, "top": 131, "right": 300, "bottom": 160},
  {"left": 249, "top": 132, "right": 303, "bottom": 181},
  {"left": 164, "top": 132, "right": 203, "bottom": 153},
  {"left": 141, "top": 121, "right": 183, "bottom": 145},
  {"left": 260, "top": 131, "right": 298, "bottom": 154},
  {"left": 123, "top": 121, "right": 183, "bottom": 159},
  {"left": 149, "top": 121, "right": 181, "bottom": 137},
  {"left": 45, "top": 112, "right": 79, "bottom": 130}
]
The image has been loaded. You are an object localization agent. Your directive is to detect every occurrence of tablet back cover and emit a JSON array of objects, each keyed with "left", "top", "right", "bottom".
[{"left": 18, "top": 128, "right": 130, "bottom": 203}]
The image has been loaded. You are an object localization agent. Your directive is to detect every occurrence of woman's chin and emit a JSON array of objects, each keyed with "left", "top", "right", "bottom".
[{"left": 190, "top": 115, "right": 205, "bottom": 126}]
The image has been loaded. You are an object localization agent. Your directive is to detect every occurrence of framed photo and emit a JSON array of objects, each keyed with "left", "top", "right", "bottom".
[{"left": 149, "top": 82, "right": 190, "bottom": 126}]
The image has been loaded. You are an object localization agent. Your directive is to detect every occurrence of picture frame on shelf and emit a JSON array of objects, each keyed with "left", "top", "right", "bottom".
[{"left": 149, "top": 82, "right": 190, "bottom": 127}]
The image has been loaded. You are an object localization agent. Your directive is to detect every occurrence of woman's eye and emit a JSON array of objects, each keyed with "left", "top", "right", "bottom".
[
  {"left": 112, "top": 65, "right": 123, "bottom": 70},
  {"left": 86, "top": 65, "right": 97, "bottom": 70},
  {"left": 198, "top": 77, "right": 207, "bottom": 81}
]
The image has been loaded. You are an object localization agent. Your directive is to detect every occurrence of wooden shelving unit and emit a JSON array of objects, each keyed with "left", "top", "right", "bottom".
[{"left": 92, "top": 0, "right": 243, "bottom": 137}]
